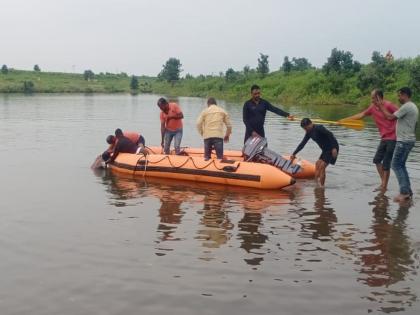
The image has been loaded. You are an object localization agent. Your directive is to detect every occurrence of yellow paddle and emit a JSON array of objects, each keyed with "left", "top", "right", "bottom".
[
  {"left": 312, "top": 118, "right": 365, "bottom": 130},
  {"left": 289, "top": 117, "right": 365, "bottom": 130}
]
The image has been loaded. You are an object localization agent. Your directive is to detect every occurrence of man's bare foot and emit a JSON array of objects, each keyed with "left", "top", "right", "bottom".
[{"left": 393, "top": 194, "right": 411, "bottom": 202}]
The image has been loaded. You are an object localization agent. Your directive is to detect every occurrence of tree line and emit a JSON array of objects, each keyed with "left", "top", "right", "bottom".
[{"left": 156, "top": 48, "right": 420, "bottom": 98}]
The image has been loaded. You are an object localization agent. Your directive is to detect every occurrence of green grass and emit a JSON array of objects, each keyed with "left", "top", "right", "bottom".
[
  {"left": 1, "top": 58, "right": 419, "bottom": 108},
  {"left": 0, "top": 70, "right": 154, "bottom": 93}
]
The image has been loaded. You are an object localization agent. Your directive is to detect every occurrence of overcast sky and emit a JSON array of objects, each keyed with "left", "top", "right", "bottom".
[{"left": 1, "top": 0, "right": 420, "bottom": 76}]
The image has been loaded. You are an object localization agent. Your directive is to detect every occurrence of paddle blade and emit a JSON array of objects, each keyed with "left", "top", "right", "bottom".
[{"left": 338, "top": 119, "right": 365, "bottom": 130}]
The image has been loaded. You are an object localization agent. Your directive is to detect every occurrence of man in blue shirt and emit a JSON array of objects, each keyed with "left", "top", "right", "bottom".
[{"left": 242, "top": 85, "right": 294, "bottom": 142}]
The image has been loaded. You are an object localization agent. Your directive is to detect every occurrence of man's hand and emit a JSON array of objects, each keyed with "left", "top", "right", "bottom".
[
  {"left": 331, "top": 148, "right": 338, "bottom": 158},
  {"left": 290, "top": 154, "right": 296, "bottom": 161},
  {"left": 224, "top": 135, "right": 230, "bottom": 143},
  {"left": 287, "top": 115, "right": 295, "bottom": 121},
  {"left": 251, "top": 131, "right": 260, "bottom": 138}
]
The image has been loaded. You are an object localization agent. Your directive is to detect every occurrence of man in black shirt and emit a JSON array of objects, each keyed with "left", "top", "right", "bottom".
[
  {"left": 243, "top": 84, "right": 294, "bottom": 142},
  {"left": 106, "top": 128, "right": 138, "bottom": 163},
  {"left": 291, "top": 118, "right": 339, "bottom": 187}
]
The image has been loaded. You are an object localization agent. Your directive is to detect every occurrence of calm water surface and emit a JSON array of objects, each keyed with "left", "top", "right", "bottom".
[{"left": 0, "top": 94, "right": 419, "bottom": 315}]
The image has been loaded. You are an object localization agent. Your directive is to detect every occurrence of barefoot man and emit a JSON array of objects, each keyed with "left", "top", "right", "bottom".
[{"left": 341, "top": 89, "right": 398, "bottom": 191}]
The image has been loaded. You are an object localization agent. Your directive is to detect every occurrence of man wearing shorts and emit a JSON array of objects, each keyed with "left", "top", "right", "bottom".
[
  {"left": 341, "top": 89, "right": 397, "bottom": 191},
  {"left": 291, "top": 118, "right": 339, "bottom": 187}
]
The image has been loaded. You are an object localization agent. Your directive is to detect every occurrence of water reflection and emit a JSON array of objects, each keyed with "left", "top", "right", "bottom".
[
  {"left": 358, "top": 193, "right": 418, "bottom": 313},
  {"left": 298, "top": 187, "right": 337, "bottom": 246},
  {"left": 196, "top": 191, "right": 233, "bottom": 248},
  {"left": 99, "top": 169, "right": 294, "bottom": 265}
]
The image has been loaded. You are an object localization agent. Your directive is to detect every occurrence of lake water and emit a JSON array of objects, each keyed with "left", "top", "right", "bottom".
[{"left": 0, "top": 93, "right": 419, "bottom": 315}]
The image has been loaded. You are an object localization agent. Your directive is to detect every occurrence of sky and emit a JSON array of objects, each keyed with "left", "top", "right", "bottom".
[{"left": 1, "top": 0, "right": 420, "bottom": 76}]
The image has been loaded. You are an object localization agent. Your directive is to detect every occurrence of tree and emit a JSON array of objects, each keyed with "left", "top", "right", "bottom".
[
  {"left": 158, "top": 58, "right": 182, "bottom": 83},
  {"left": 83, "top": 70, "right": 95, "bottom": 81},
  {"left": 1, "top": 64, "right": 8, "bottom": 74},
  {"left": 130, "top": 76, "right": 139, "bottom": 90},
  {"left": 357, "top": 51, "right": 395, "bottom": 93},
  {"left": 282, "top": 56, "right": 293, "bottom": 73},
  {"left": 257, "top": 53, "right": 269, "bottom": 77},
  {"left": 33, "top": 64, "right": 41, "bottom": 72},
  {"left": 409, "top": 57, "right": 420, "bottom": 94},
  {"left": 323, "top": 48, "right": 360, "bottom": 74},
  {"left": 225, "top": 68, "right": 239, "bottom": 82},
  {"left": 291, "top": 57, "right": 313, "bottom": 71}
]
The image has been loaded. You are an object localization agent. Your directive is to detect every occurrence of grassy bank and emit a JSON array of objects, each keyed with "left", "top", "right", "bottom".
[
  {"left": 153, "top": 65, "right": 419, "bottom": 107},
  {"left": 1, "top": 55, "right": 419, "bottom": 108},
  {"left": 0, "top": 69, "right": 153, "bottom": 93}
]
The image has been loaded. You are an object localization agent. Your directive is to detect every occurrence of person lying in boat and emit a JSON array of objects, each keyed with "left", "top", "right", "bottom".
[
  {"left": 196, "top": 97, "right": 232, "bottom": 160},
  {"left": 291, "top": 118, "right": 339, "bottom": 187},
  {"left": 102, "top": 129, "right": 140, "bottom": 164}
]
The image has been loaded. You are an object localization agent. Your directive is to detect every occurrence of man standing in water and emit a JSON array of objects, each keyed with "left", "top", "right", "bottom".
[
  {"left": 291, "top": 118, "right": 339, "bottom": 187},
  {"left": 378, "top": 87, "right": 418, "bottom": 202},
  {"left": 157, "top": 98, "right": 184, "bottom": 154},
  {"left": 341, "top": 89, "right": 398, "bottom": 191},
  {"left": 242, "top": 85, "right": 294, "bottom": 142}
]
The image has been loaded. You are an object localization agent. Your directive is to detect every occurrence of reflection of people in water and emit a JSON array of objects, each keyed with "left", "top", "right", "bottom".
[
  {"left": 358, "top": 193, "right": 415, "bottom": 287},
  {"left": 237, "top": 212, "right": 268, "bottom": 266},
  {"left": 298, "top": 187, "right": 337, "bottom": 242},
  {"left": 196, "top": 191, "right": 233, "bottom": 248},
  {"left": 100, "top": 169, "right": 143, "bottom": 206},
  {"left": 156, "top": 189, "right": 185, "bottom": 243},
  {"left": 311, "top": 187, "right": 337, "bottom": 239}
]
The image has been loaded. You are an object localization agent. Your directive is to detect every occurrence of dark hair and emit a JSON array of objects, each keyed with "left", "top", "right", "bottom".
[
  {"left": 300, "top": 118, "right": 312, "bottom": 128},
  {"left": 398, "top": 87, "right": 412, "bottom": 98},
  {"left": 374, "top": 89, "right": 384, "bottom": 99},
  {"left": 102, "top": 151, "right": 111, "bottom": 161},
  {"left": 207, "top": 97, "right": 217, "bottom": 105},
  {"left": 115, "top": 128, "right": 123, "bottom": 137},
  {"left": 106, "top": 135, "right": 115, "bottom": 144},
  {"left": 251, "top": 84, "right": 260, "bottom": 92},
  {"left": 157, "top": 97, "right": 168, "bottom": 106}
]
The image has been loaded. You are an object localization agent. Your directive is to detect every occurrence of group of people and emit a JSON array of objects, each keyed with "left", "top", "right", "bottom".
[{"left": 101, "top": 84, "right": 418, "bottom": 203}]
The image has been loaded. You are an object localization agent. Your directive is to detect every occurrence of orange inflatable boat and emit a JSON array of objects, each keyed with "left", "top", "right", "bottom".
[
  {"left": 145, "top": 146, "right": 315, "bottom": 179},
  {"left": 109, "top": 153, "right": 296, "bottom": 190}
]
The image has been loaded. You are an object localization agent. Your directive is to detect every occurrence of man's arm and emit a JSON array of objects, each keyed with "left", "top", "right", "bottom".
[
  {"left": 223, "top": 112, "right": 232, "bottom": 142},
  {"left": 378, "top": 100, "right": 399, "bottom": 120},
  {"left": 291, "top": 133, "right": 310, "bottom": 158},
  {"left": 196, "top": 111, "right": 205, "bottom": 137},
  {"left": 108, "top": 142, "right": 121, "bottom": 163},
  {"left": 160, "top": 121, "right": 166, "bottom": 147},
  {"left": 242, "top": 102, "right": 253, "bottom": 131},
  {"left": 341, "top": 110, "right": 368, "bottom": 121},
  {"left": 266, "top": 101, "right": 290, "bottom": 118}
]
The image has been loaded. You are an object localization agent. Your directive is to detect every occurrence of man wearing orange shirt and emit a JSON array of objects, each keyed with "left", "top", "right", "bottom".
[{"left": 157, "top": 97, "right": 184, "bottom": 154}]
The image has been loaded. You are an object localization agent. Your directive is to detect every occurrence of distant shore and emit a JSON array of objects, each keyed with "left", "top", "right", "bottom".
[{"left": 1, "top": 66, "right": 419, "bottom": 108}]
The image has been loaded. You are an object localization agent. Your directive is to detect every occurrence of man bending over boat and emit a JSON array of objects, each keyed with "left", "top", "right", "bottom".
[
  {"left": 106, "top": 129, "right": 146, "bottom": 153},
  {"left": 196, "top": 97, "right": 232, "bottom": 160},
  {"left": 102, "top": 128, "right": 139, "bottom": 163},
  {"left": 157, "top": 97, "right": 184, "bottom": 154},
  {"left": 291, "top": 118, "right": 339, "bottom": 187}
]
